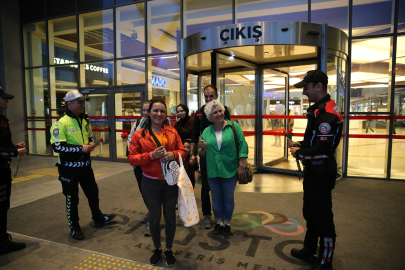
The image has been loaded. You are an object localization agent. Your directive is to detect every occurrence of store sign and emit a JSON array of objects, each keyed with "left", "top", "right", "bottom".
[
  {"left": 264, "top": 91, "right": 282, "bottom": 99},
  {"left": 220, "top": 25, "right": 262, "bottom": 41},
  {"left": 53, "top": 58, "right": 109, "bottom": 74},
  {"left": 151, "top": 76, "right": 167, "bottom": 87}
]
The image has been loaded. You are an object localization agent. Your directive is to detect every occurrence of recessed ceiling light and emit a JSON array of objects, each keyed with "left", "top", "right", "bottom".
[{"left": 264, "top": 52, "right": 269, "bottom": 54}]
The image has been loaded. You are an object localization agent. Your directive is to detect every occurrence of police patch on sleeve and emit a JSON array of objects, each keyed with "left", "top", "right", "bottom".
[
  {"left": 53, "top": 128, "right": 59, "bottom": 138},
  {"left": 319, "top": 123, "right": 331, "bottom": 134}
]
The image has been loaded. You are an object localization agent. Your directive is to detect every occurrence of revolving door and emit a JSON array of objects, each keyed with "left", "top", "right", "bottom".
[{"left": 180, "top": 21, "right": 348, "bottom": 176}]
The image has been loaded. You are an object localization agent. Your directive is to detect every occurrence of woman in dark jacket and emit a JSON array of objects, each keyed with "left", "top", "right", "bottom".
[{"left": 174, "top": 104, "right": 194, "bottom": 142}]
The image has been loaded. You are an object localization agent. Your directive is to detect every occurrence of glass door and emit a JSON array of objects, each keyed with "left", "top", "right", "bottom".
[
  {"left": 81, "top": 86, "right": 144, "bottom": 161},
  {"left": 261, "top": 69, "right": 289, "bottom": 170}
]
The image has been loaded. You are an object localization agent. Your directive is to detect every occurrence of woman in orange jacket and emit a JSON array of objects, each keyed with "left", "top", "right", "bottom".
[{"left": 128, "top": 99, "right": 185, "bottom": 267}]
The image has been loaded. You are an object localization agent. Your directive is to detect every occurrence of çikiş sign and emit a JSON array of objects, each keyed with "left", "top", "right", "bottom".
[{"left": 220, "top": 25, "right": 262, "bottom": 41}]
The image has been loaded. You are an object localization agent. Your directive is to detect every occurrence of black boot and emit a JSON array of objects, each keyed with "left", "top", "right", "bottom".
[
  {"left": 291, "top": 247, "right": 317, "bottom": 265},
  {"left": 70, "top": 225, "right": 85, "bottom": 240},
  {"left": 0, "top": 233, "right": 26, "bottom": 255},
  {"left": 308, "top": 237, "right": 335, "bottom": 270}
]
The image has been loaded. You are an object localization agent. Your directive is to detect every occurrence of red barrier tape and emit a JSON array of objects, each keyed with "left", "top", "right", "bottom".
[
  {"left": 27, "top": 128, "right": 49, "bottom": 131},
  {"left": 243, "top": 131, "right": 257, "bottom": 136},
  {"left": 263, "top": 115, "right": 307, "bottom": 119},
  {"left": 115, "top": 116, "right": 141, "bottom": 119},
  {"left": 89, "top": 116, "right": 108, "bottom": 119},
  {"left": 92, "top": 129, "right": 109, "bottom": 132},
  {"left": 349, "top": 116, "right": 390, "bottom": 120},
  {"left": 116, "top": 129, "right": 131, "bottom": 133}
]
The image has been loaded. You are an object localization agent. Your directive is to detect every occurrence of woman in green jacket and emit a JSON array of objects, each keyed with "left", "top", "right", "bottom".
[{"left": 198, "top": 100, "right": 248, "bottom": 239}]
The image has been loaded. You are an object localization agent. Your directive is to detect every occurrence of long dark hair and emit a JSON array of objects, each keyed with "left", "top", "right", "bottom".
[
  {"left": 176, "top": 103, "right": 190, "bottom": 122},
  {"left": 141, "top": 99, "right": 167, "bottom": 137}
]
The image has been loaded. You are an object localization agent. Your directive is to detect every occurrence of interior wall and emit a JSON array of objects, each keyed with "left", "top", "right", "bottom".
[{"left": 0, "top": 0, "right": 25, "bottom": 143}]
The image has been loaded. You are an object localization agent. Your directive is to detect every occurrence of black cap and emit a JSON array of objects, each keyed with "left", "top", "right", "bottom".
[
  {"left": 293, "top": 70, "right": 328, "bottom": 88},
  {"left": 0, "top": 86, "right": 14, "bottom": 99}
]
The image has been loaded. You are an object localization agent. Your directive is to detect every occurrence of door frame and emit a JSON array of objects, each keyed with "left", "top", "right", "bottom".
[{"left": 79, "top": 85, "right": 146, "bottom": 162}]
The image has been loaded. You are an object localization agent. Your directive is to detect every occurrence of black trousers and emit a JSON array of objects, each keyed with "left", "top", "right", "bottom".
[
  {"left": 302, "top": 171, "right": 336, "bottom": 253},
  {"left": 199, "top": 157, "right": 212, "bottom": 216},
  {"left": 133, "top": 166, "right": 148, "bottom": 208},
  {"left": 0, "top": 167, "right": 11, "bottom": 235},
  {"left": 58, "top": 166, "right": 102, "bottom": 228},
  {"left": 141, "top": 176, "right": 177, "bottom": 249}
]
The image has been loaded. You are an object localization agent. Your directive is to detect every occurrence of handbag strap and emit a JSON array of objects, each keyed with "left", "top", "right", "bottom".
[
  {"left": 150, "top": 129, "right": 162, "bottom": 147},
  {"left": 231, "top": 121, "right": 239, "bottom": 159}
]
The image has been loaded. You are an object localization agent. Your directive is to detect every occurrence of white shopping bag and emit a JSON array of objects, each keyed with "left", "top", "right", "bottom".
[{"left": 177, "top": 156, "right": 199, "bottom": 227}]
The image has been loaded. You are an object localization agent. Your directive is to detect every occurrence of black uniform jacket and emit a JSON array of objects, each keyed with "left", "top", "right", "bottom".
[
  {"left": 296, "top": 94, "right": 344, "bottom": 162},
  {"left": 0, "top": 114, "right": 17, "bottom": 167},
  {"left": 191, "top": 105, "right": 231, "bottom": 144}
]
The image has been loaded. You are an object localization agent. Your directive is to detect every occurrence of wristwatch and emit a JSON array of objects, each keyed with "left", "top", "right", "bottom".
[{"left": 239, "top": 165, "right": 245, "bottom": 169}]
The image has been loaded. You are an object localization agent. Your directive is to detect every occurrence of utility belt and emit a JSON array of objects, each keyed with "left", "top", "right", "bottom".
[
  {"left": 302, "top": 156, "right": 337, "bottom": 175},
  {"left": 0, "top": 159, "right": 11, "bottom": 169}
]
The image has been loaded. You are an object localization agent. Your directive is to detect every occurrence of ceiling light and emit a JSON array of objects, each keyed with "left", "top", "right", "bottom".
[{"left": 264, "top": 52, "right": 269, "bottom": 54}]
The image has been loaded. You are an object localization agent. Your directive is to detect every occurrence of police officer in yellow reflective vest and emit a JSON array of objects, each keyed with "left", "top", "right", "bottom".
[{"left": 50, "top": 90, "right": 115, "bottom": 240}]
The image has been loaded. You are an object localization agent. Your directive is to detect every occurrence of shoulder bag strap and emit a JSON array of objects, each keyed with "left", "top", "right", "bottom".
[
  {"left": 231, "top": 121, "right": 239, "bottom": 159},
  {"left": 149, "top": 130, "right": 162, "bottom": 147}
]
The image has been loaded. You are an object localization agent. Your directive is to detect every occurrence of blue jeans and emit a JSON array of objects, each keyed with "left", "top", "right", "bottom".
[{"left": 207, "top": 174, "right": 238, "bottom": 222}]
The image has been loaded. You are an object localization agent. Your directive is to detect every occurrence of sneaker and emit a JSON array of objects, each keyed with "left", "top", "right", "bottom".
[
  {"left": 150, "top": 248, "right": 162, "bottom": 266},
  {"left": 223, "top": 224, "right": 233, "bottom": 239},
  {"left": 164, "top": 249, "right": 176, "bottom": 267},
  {"left": 142, "top": 213, "right": 149, "bottom": 224},
  {"left": 94, "top": 214, "right": 116, "bottom": 228},
  {"left": 70, "top": 226, "right": 85, "bottom": 240},
  {"left": 291, "top": 248, "right": 317, "bottom": 265},
  {"left": 202, "top": 215, "right": 211, "bottom": 229},
  {"left": 212, "top": 223, "right": 223, "bottom": 237},
  {"left": 144, "top": 223, "right": 151, "bottom": 237},
  {"left": 0, "top": 233, "right": 26, "bottom": 255}
]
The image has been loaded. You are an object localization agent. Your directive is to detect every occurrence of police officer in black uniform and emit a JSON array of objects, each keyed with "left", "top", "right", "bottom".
[
  {"left": 289, "top": 70, "right": 343, "bottom": 270},
  {"left": 0, "top": 86, "right": 27, "bottom": 255}
]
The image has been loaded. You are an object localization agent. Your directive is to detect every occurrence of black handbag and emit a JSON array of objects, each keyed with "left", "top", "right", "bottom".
[{"left": 231, "top": 122, "right": 253, "bottom": 184}]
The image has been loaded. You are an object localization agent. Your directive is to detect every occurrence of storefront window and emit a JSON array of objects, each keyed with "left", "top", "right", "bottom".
[
  {"left": 25, "top": 67, "right": 51, "bottom": 156},
  {"left": 117, "top": 58, "right": 145, "bottom": 85},
  {"left": 79, "top": 9, "right": 114, "bottom": 62},
  {"left": 353, "top": 0, "right": 393, "bottom": 36},
  {"left": 115, "top": 92, "right": 141, "bottom": 159},
  {"left": 237, "top": 0, "right": 308, "bottom": 24},
  {"left": 50, "top": 65, "right": 79, "bottom": 120},
  {"left": 391, "top": 35, "right": 405, "bottom": 179},
  {"left": 48, "top": 16, "right": 78, "bottom": 65},
  {"left": 80, "top": 61, "right": 114, "bottom": 87},
  {"left": 187, "top": 74, "right": 198, "bottom": 114},
  {"left": 23, "top": 22, "right": 47, "bottom": 68},
  {"left": 350, "top": 37, "right": 392, "bottom": 113},
  {"left": 399, "top": 0, "right": 405, "bottom": 32},
  {"left": 25, "top": 68, "right": 48, "bottom": 117},
  {"left": 148, "top": 54, "right": 180, "bottom": 114},
  {"left": 185, "top": 0, "right": 232, "bottom": 36},
  {"left": 347, "top": 126, "right": 389, "bottom": 178},
  {"left": 116, "top": 3, "right": 145, "bottom": 58},
  {"left": 149, "top": 0, "right": 180, "bottom": 53},
  {"left": 311, "top": 0, "right": 349, "bottom": 34}
]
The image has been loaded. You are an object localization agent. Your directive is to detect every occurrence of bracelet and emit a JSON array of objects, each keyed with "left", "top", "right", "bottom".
[
  {"left": 150, "top": 152, "right": 154, "bottom": 160},
  {"left": 239, "top": 165, "right": 245, "bottom": 169}
]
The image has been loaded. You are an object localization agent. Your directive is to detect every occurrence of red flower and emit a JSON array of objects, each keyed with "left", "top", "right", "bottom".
[
  {"left": 287, "top": 129, "right": 293, "bottom": 134},
  {"left": 196, "top": 113, "right": 202, "bottom": 117},
  {"left": 25, "top": 131, "right": 28, "bottom": 134},
  {"left": 121, "top": 132, "right": 128, "bottom": 139},
  {"left": 99, "top": 137, "right": 104, "bottom": 143}
]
